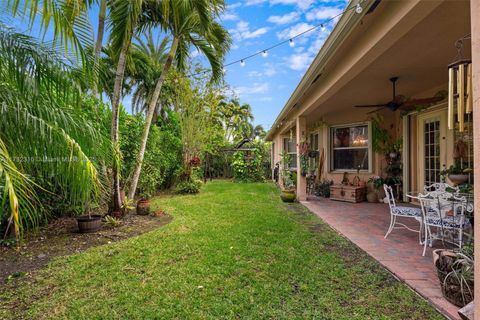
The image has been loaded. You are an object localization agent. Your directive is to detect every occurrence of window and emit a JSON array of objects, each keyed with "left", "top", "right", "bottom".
[
  {"left": 283, "top": 137, "right": 297, "bottom": 169},
  {"left": 330, "top": 123, "right": 370, "bottom": 171}
]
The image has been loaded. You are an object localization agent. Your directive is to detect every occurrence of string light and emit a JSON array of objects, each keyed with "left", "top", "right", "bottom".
[
  {"left": 188, "top": 0, "right": 366, "bottom": 77},
  {"left": 356, "top": 3, "right": 363, "bottom": 14}
]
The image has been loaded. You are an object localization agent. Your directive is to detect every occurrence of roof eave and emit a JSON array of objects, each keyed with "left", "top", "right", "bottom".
[{"left": 265, "top": 0, "right": 375, "bottom": 141}]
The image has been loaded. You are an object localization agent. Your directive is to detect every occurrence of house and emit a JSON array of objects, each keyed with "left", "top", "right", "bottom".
[{"left": 266, "top": 0, "right": 480, "bottom": 316}]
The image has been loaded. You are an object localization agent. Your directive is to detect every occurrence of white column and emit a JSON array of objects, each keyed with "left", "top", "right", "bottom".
[{"left": 296, "top": 116, "right": 307, "bottom": 201}]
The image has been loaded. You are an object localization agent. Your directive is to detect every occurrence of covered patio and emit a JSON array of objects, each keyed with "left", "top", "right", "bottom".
[{"left": 302, "top": 197, "right": 461, "bottom": 319}]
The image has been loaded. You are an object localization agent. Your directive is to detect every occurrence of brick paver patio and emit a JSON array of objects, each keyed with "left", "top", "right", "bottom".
[{"left": 302, "top": 197, "right": 461, "bottom": 320}]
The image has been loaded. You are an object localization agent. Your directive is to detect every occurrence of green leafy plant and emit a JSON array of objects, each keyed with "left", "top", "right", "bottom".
[
  {"left": 440, "top": 164, "right": 472, "bottom": 176},
  {"left": 368, "top": 176, "right": 385, "bottom": 190},
  {"left": 103, "top": 215, "right": 122, "bottom": 227},
  {"left": 175, "top": 180, "right": 202, "bottom": 194},
  {"left": 315, "top": 180, "right": 333, "bottom": 198}
]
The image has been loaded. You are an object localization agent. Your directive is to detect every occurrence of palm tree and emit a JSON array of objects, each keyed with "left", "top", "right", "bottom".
[
  {"left": 219, "top": 99, "right": 254, "bottom": 142},
  {"left": 130, "top": 30, "right": 170, "bottom": 117},
  {"left": 5, "top": 0, "right": 95, "bottom": 66},
  {"left": 0, "top": 25, "right": 107, "bottom": 237},
  {"left": 93, "top": 0, "right": 107, "bottom": 97},
  {"left": 127, "top": 0, "right": 231, "bottom": 200},
  {"left": 108, "top": 0, "right": 144, "bottom": 211}
]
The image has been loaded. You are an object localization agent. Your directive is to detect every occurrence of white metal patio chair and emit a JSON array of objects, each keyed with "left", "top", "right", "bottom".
[
  {"left": 423, "top": 182, "right": 459, "bottom": 196},
  {"left": 384, "top": 184, "right": 423, "bottom": 243},
  {"left": 418, "top": 193, "right": 469, "bottom": 256}
]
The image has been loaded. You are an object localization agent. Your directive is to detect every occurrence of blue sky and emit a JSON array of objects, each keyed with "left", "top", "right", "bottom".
[
  {"left": 212, "top": 0, "right": 349, "bottom": 129},
  {"left": 3, "top": 0, "right": 349, "bottom": 130}
]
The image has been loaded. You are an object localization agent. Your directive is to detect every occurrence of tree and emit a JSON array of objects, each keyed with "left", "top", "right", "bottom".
[
  {"left": 219, "top": 99, "right": 254, "bottom": 142},
  {"left": 0, "top": 26, "right": 107, "bottom": 237},
  {"left": 127, "top": 0, "right": 231, "bottom": 200},
  {"left": 130, "top": 30, "right": 169, "bottom": 117},
  {"left": 108, "top": 0, "right": 144, "bottom": 211}
]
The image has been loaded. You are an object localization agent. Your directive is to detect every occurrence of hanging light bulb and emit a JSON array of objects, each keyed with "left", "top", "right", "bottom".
[
  {"left": 240, "top": 59, "right": 245, "bottom": 67},
  {"left": 320, "top": 24, "right": 326, "bottom": 32},
  {"left": 261, "top": 50, "right": 268, "bottom": 58},
  {"left": 289, "top": 39, "right": 295, "bottom": 47},
  {"left": 355, "top": 3, "right": 363, "bottom": 14}
]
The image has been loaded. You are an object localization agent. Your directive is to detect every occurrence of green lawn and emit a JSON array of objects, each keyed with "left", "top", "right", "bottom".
[{"left": 1, "top": 181, "right": 442, "bottom": 319}]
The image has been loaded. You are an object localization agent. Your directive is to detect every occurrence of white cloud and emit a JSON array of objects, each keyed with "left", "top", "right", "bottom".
[
  {"left": 221, "top": 12, "right": 239, "bottom": 21},
  {"left": 286, "top": 52, "right": 312, "bottom": 71},
  {"left": 263, "top": 63, "right": 277, "bottom": 77},
  {"left": 247, "top": 63, "right": 277, "bottom": 78},
  {"left": 270, "top": 0, "right": 314, "bottom": 10},
  {"left": 245, "top": 0, "right": 266, "bottom": 6},
  {"left": 305, "top": 7, "right": 343, "bottom": 21},
  {"left": 234, "top": 82, "right": 270, "bottom": 96},
  {"left": 231, "top": 21, "right": 269, "bottom": 41},
  {"left": 276, "top": 22, "right": 315, "bottom": 41},
  {"left": 228, "top": 2, "right": 242, "bottom": 9},
  {"left": 267, "top": 12, "right": 300, "bottom": 25}
]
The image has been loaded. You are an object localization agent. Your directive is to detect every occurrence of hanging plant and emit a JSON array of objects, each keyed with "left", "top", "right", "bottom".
[{"left": 298, "top": 140, "right": 310, "bottom": 177}]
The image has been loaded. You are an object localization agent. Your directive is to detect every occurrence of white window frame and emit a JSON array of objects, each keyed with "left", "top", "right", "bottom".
[
  {"left": 329, "top": 121, "right": 372, "bottom": 173},
  {"left": 283, "top": 137, "right": 297, "bottom": 170}
]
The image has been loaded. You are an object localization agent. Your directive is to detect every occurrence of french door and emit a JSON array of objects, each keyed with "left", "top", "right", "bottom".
[{"left": 417, "top": 110, "right": 448, "bottom": 188}]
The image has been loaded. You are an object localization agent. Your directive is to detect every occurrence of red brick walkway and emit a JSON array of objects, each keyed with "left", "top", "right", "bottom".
[{"left": 301, "top": 198, "right": 460, "bottom": 320}]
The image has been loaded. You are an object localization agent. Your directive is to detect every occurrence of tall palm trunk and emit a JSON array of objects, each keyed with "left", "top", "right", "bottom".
[
  {"left": 128, "top": 37, "right": 179, "bottom": 200},
  {"left": 110, "top": 40, "right": 131, "bottom": 211},
  {"left": 93, "top": 0, "right": 107, "bottom": 97}
]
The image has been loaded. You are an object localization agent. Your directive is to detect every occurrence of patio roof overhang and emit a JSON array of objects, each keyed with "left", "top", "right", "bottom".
[{"left": 266, "top": 0, "right": 472, "bottom": 138}]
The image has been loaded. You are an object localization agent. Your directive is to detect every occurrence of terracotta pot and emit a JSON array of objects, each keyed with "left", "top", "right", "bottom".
[
  {"left": 76, "top": 215, "right": 102, "bottom": 233},
  {"left": 280, "top": 189, "right": 296, "bottom": 203},
  {"left": 366, "top": 192, "right": 378, "bottom": 203},
  {"left": 136, "top": 199, "right": 150, "bottom": 216},
  {"left": 448, "top": 174, "right": 469, "bottom": 186}
]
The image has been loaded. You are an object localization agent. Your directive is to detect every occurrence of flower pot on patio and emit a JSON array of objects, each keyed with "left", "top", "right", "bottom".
[
  {"left": 76, "top": 215, "right": 102, "bottom": 233},
  {"left": 432, "top": 249, "right": 474, "bottom": 307},
  {"left": 366, "top": 192, "right": 378, "bottom": 203},
  {"left": 447, "top": 174, "right": 469, "bottom": 186},
  {"left": 280, "top": 189, "right": 296, "bottom": 203}
]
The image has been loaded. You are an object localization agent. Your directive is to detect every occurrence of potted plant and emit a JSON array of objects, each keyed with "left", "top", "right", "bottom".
[
  {"left": 387, "top": 139, "right": 402, "bottom": 160},
  {"left": 433, "top": 248, "right": 474, "bottom": 307},
  {"left": 280, "top": 170, "right": 296, "bottom": 202},
  {"left": 76, "top": 203, "right": 102, "bottom": 233},
  {"left": 315, "top": 179, "right": 333, "bottom": 198},
  {"left": 367, "top": 176, "right": 384, "bottom": 203},
  {"left": 441, "top": 163, "right": 472, "bottom": 186},
  {"left": 298, "top": 140, "right": 310, "bottom": 177},
  {"left": 136, "top": 190, "right": 152, "bottom": 216}
]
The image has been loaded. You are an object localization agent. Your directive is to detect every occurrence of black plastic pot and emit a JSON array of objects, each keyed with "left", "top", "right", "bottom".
[{"left": 76, "top": 215, "right": 102, "bottom": 233}]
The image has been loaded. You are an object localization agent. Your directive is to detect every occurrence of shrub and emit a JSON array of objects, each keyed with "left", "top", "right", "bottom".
[
  {"left": 175, "top": 180, "right": 202, "bottom": 194},
  {"left": 232, "top": 141, "right": 270, "bottom": 183}
]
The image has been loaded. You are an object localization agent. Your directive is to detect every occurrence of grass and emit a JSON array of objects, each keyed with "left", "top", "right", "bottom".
[{"left": 0, "top": 181, "right": 443, "bottom": 319}]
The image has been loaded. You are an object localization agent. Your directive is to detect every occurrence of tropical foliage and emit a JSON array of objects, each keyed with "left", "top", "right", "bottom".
[{"left": 0, "top": 0, "right": 271, "bottom": 238}]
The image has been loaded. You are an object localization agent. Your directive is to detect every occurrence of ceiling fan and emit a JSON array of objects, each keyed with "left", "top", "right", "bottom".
[{"left": 354, "top": 77, "right": 445, "bottom": 112}]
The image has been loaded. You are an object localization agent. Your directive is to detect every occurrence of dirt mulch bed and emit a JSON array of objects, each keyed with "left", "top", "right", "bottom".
[{"left": 0, "top": 213, "right": 172, "bottom": 285}]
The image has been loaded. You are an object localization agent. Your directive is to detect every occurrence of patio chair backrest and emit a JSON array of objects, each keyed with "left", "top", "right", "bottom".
[
  {"left": 423, "top": 183, "right": 459, "bottom": 195},
  {"left": 384, "top": 184, "right": 396, "bottom": 209}
]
